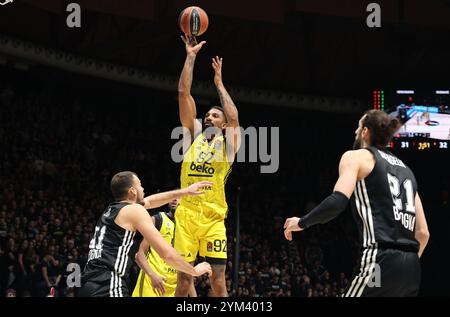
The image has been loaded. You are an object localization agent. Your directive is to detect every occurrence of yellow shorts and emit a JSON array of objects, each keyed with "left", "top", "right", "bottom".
[
  {"left": 132, "top": 270, "right": 177, "bottom": 297},
  {"left": 174, "top": 203, "right": 227, "bottom": 264}
]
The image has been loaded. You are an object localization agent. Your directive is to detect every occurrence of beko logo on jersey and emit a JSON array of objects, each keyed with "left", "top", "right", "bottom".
[{"left": 190, "top": 162, "right": 215, "bottom": 174}]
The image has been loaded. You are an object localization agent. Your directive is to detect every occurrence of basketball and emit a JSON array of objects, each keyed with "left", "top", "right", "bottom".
[{"left": 178, "top": 6, "right": 209, "bottom": 36}]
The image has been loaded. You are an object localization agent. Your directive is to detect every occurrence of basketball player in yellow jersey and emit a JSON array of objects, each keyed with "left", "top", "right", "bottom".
[
  {"left": 132, "top": 199, "right": 197, "bottom": 297},
  {"left": 175, "top": 35, "right": 241, "bottom": 297}
]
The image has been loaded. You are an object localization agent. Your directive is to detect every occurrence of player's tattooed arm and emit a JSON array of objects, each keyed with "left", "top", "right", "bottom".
[
  {"left": 212, "top": 56, "right": 241, "bottom": 158},
  {"left": 178, "top": 35, "right": 204, "bottom": 137},
  {"left": 212, "top": 56, "right": 239, "bottom": 127}
]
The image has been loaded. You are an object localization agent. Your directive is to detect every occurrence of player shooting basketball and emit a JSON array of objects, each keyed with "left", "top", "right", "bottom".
[{"left": 174, "top": 34, "right": 241, "bottom": 297}]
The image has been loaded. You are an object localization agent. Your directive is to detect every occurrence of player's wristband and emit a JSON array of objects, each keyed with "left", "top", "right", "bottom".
[{"left": 298, "top": 191, "right": 349, "bottom": 229}]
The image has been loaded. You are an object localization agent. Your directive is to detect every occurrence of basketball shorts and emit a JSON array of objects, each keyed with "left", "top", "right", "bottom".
[
  {"left": 174, "top": 203, "right": 227, "bottom": 265},
  {"left": 343, "top": 245, "right": 421, "bottom": 297}
]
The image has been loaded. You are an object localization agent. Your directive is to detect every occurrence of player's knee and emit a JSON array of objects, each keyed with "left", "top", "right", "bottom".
[
  {"left": 210, "top": 272, "right": 226, "bottom": 286},
  {"left": 211, "top": 264, "right": 226, "bottom": 277}
]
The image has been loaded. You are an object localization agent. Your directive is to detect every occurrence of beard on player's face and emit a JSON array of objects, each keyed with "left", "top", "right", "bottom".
[
  {"left": 137, "top": 191, "right": 145, "bottom": 206},
  {"left": 203, "top": 120, "right": 225, "bottom": 131},
  {"left": 353, "top": 118, "right": 365, "bottom": 150},
  {"left": 204, "top": 109, "right": 226, "bottom": 131},
  {"left": 203, "top": 125, "right": 224, "bottom": 141},
  {"left": 353, "top": 137, "right": 362, "bottom": 150},
  {"left": 130, "top": 187, "right": 145, "bottom": 205},
  {"left": 204, "top": 119, "right": 213, "bottom": 128},
  {"left": 353, "top": 128, "right": 364, "bottom": 150}
]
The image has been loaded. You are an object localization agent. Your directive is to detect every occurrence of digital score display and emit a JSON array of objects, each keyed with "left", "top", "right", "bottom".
[
  {"left": 388, "top": 140, "right": 449, "bottom": 151},
  {"left": 372, "top": 90, "right": 450, "bottom": 151}
]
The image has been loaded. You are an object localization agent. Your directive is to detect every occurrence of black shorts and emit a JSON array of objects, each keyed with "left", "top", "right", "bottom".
[
  {"left": 78, "top": 271, "right": 130, "bottom": 297},
  {"left": 344, "top": 246, "right": 421, "bottom": 297}
]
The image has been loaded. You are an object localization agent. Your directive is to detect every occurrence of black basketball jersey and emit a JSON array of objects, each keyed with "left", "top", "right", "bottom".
[
  {"left": 351, "top": 147, "right": 419, "bottom": 251},
  {"left": 82, "top": 202, "right": 143, "bottom": 290}
]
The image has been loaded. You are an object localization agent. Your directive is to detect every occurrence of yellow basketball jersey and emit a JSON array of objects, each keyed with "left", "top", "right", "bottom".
[
  {"left": 179, "top": 133, "right": 231, "bottom": 218},
  {"left": 133, "top": 212, "right": 177, "bottom": 297}
]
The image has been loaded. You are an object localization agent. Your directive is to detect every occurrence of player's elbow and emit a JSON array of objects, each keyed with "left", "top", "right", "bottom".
[
  {"left": 227, "top": 119, "right": 239, "bottom": 129},
  {"left": 159, "top": 248, "right": 176, "bottom": 263},
  {"left": 135, "top": 252, "right": 145, "bottom": 266},
  {"left": 226, "top": 111, "right": 239, "bottom": 125},
  {"left": 178, "top": 90, "right": 191, "bottom": 98},
  {"left": 416, "top": 228, "right": 430, "bottom": 244}
]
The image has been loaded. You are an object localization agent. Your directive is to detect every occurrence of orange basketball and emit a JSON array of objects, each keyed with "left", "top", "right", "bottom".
[{"left": 178, "top": 6, "right": 209, "bottom": 36}]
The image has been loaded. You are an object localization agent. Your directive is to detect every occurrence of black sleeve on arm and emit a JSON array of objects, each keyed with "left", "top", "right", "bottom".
[{"left": 298, "top": 191, "right": 349, "bottom": 229}]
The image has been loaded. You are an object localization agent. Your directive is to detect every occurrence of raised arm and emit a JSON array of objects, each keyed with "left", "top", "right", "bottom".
[
  {"left": 143, "top": 181, "right": 212, "bottom": 209},
  {"left": 212, "top": 56, "right": 241, "bottom": 161},
  {"left": 178, "top": 35, "right": 204, "bottom": 139},
  {"left": 414, "top": 193, "right": 430, "bottom": 258}
]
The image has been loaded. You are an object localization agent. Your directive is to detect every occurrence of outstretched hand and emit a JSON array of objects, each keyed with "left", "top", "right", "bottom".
[
  {"left": 283, "top": 217, "right": 303, "bottom": 241},
  {"left": 184, "top": 181, "right": 213, "bottom": 196},
  {"left": 193, "top": 262, "right": 212, "bottom": 277},
  {"left": 181, "top": 34, "right": 206, "bottom": 57},
  {"left": 212, "top": 56, "right": 223, "bottom": 85}
]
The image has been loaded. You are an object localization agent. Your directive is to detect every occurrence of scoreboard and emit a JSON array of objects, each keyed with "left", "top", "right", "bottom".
[
  {"left": 372, "top": 90, "right": 450, "bottom": 151},
  {"left": 388, "top": 140, "right": 449, "bottom": 151}
]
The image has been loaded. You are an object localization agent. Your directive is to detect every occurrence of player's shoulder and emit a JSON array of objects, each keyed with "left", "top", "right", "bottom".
[
  {"left": 115, "top": 203, "right": 149, "bottom": 232},
  {"left": 339, "top": 149, "right": 374, "bottom": 168},
  {"left": 121, "top": 202, "right": 145, "bottom": 209},
  {"left": 341, "top": 149, "right": 371, "bottom": 160},
  {"left": 121, "top": 203, "right": 147, "bottom": 214}
]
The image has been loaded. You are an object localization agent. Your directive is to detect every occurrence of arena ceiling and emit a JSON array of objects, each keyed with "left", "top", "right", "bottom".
[{"left": 1, "top": 0, "right": 450, "bottom": 98}]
